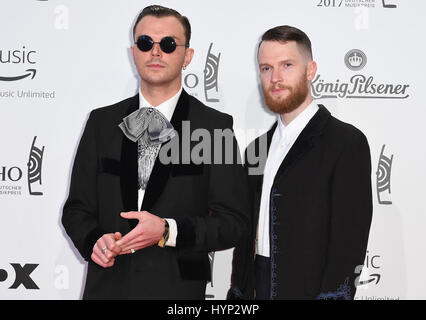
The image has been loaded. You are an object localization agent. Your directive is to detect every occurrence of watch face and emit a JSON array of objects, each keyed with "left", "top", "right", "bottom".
[{"left": 158, "top": 220, "right": 170, "bottom": 247}]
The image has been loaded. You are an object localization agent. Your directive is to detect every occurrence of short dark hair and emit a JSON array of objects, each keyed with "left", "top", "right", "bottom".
[
  {"left": 133, "top": 5, "right": 191, "bottom": 47},
  {"left": 259, "top": 25, "right": 313, "bottom": 60}
]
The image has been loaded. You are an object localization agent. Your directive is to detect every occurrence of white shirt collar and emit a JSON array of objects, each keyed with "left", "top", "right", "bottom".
[
  {"left": 138, "top": 87, "right": 183, "bottom": 122},
  {"left": 276, "top": 101, "right": 319, "bottom": 145}
]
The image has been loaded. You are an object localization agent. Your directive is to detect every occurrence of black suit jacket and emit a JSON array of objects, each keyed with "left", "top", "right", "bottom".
[
  {"left": 62, "top": 90, "right": 250, "bottom": 299},
  {"left": 228, "top": 105, "right": 372, "bottom": 300}
]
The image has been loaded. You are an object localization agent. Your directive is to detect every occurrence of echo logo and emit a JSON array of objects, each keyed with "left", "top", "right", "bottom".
[
  {"left": 183, "top": 43, "right": 221, "bottom": 103},
  {"left": 0, "top": 136, "right": 45, "bottom": 197},
  {"left": 0, "top": 167, "right": 23, "bottom": 182},
  {"left": 382, "top": 0, "right": 397, "bottom": 8},
  {"left": 0, "top": 263, "right": 39, "bottom": 290},
  {"left": 376, "top": 144, "right": 393, "bottom": 205}
]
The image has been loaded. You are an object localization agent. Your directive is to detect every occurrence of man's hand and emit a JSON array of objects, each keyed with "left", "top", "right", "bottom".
[
  {"left": 91, "top": 232, "right": 122, "bottom": 268},
  {"left": 116, "top": 211, "right": 166, "bottom": 254}
]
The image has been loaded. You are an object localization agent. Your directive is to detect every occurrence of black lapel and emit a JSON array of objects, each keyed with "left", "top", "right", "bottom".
[
  {"left": 141, "top": 89, "right": 191, "bottom": 212},
  {"left": 253, "top": 121, "right": 277, "bottom": 192},
  {"left": 266, "top": 122, "right": 277, "bottom": 157},
  {"left": 273, "top": 104, "right": 331, "bottom": 184},
  {"left": 119, "top": 94, "right": 139, "bottom": 227}
]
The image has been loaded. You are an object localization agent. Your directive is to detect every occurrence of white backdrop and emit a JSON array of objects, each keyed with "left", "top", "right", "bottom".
[{"left": 1, "top": 0, "right": 425, "bottom": 300}]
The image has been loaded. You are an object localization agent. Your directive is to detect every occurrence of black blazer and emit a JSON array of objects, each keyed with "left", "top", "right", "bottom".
[
  {"left": 228, "top": 105, "right": 372, "bottom": 300},
  {"left": 62, "top": 90, "right": 250, "bottom": 299}
]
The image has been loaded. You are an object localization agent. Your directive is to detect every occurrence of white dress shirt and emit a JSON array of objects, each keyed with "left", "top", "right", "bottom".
[
  {"left": 256, "top": 101, "right": 319, "bottom": 257},
  {"left": 137, "top": 87, "right": 182, "bottom": 247}
]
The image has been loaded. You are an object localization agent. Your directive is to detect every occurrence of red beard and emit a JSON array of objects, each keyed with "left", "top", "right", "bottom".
[{"left": 263, "top": 72, "right": 309, "bottom": 115}]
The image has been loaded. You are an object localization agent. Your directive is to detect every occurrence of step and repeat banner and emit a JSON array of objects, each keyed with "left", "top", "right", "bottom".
[{"left": 1, "top": 0, "right": 425, "bottom": 300}]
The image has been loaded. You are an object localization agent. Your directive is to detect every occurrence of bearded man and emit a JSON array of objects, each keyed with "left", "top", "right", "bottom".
[{"left": 227, "top": 25, "right": 373, "bottom": 300}]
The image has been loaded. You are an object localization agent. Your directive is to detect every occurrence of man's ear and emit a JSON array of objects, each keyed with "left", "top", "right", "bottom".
[
  {"left": 183, "top": 48, "right": 194, "bottom": 68},
  {"left": 130, "top": 45, "right": 135, "bottom": 61},
  {"left": 306, "top": 60, "right": 317, "bottom": 81}
]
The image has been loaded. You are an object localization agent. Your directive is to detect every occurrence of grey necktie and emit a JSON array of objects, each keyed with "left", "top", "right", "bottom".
[{"left": 119, "top": 107, "right": 176, "bottom": 189}]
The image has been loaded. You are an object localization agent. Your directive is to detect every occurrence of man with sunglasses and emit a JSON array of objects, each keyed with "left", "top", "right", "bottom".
[{"left": 62, "top": 5, "right": 249, "bottom": 299}]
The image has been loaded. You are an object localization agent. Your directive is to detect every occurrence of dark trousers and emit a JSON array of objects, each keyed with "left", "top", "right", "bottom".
[{"left": 255, "top": 254, "right": 271, "bottom": 300}]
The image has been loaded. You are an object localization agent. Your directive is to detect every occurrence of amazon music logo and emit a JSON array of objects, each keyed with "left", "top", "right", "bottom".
[
  {"left": 0, "top": 46, "right": 37, "bottom": 82},
  {"left": 355, "top": 251, "right": 381, "bottom": 288},
  {"left": 184, "top": 43, "right": 221, "bottom": 104},
  {"left": 0, "top": 136, "right": 45, "bottom": 196},
  {"left": 0, "top": 263, "right": 39, "bottom": 290}
]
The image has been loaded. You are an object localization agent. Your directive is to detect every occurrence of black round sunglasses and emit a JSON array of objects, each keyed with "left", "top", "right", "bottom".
[{"left": 135, "top": 35, "right": 188, "bottom": 54}]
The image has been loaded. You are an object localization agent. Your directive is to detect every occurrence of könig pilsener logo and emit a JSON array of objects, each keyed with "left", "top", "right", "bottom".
[{"left": 344, "top": 49, "right": 367, "bottom": 71}]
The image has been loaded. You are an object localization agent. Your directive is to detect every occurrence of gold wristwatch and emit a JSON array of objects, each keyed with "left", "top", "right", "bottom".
[{"left": 158, "top": 219, "right": 170, "bottom": 247}]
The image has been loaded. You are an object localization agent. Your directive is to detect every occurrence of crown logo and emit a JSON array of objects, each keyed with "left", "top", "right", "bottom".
[
  {"left": 348, "top": 53, "right": 363, "bottom": 67},
  {"left": 344, "top": 49, "right": 367, "bottom": 71}
]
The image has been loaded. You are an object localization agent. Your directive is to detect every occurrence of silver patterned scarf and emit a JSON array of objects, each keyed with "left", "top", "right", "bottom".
[{"left": 119, "top": 107, "right": 176, "bottom": 189}]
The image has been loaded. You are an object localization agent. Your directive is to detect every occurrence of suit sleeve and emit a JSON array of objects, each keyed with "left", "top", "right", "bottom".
[
  {"left": 174, "top": 115, "right": 251, "bottom": 252},
  {"left": 62, "top": 111, "right": 106, "bottom": 261},
  {"left": 227, "top": 142, "right": 258, "bottom": 299},
  {"left": 317, "top": 131, "right": 373, "bottom": 300}
]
